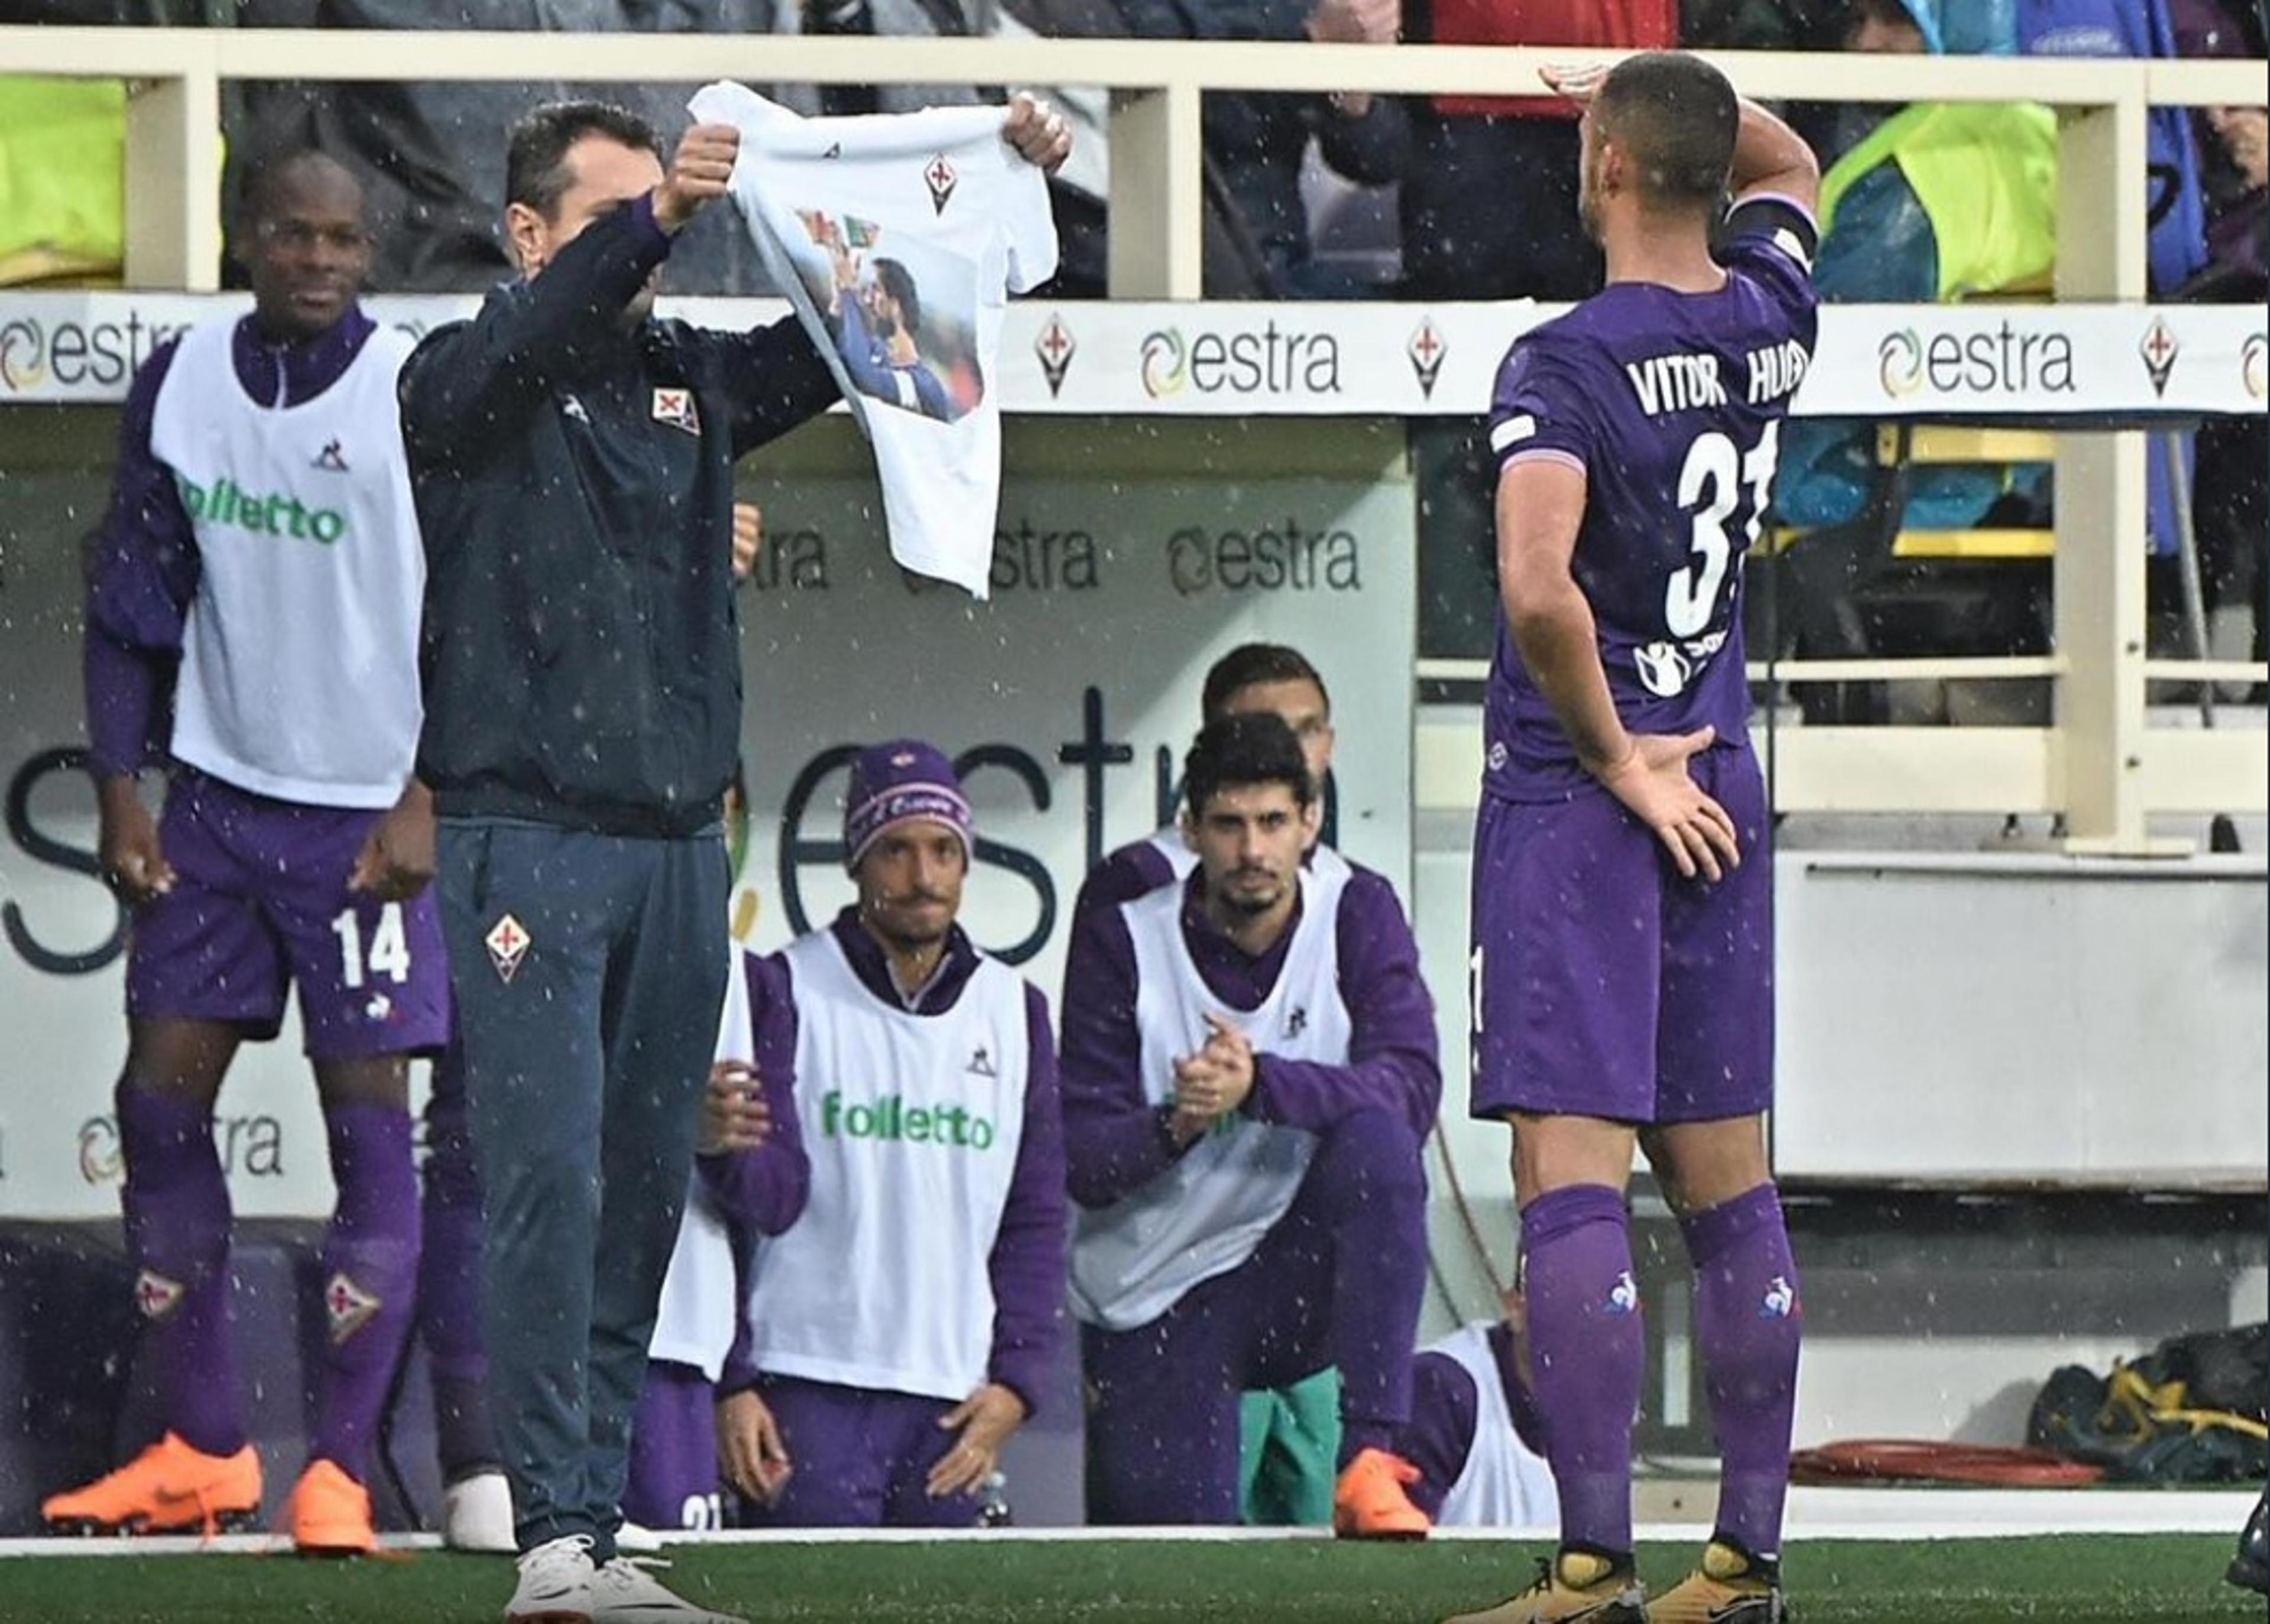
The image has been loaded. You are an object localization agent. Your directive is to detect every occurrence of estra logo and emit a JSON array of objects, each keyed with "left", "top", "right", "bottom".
[
  {"left": 1877, "top": 321, "right": 2077, "bottom": 399},
  {"left": 1138, "top": 321, "right": 1342, "bottom": 399},
  {"left": 0, "top": 310, "right": 193, "bottom": 393}
]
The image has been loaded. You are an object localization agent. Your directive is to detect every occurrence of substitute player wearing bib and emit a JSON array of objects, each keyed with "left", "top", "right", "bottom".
[
  {"left": 626, "top": 941, "right": 806, "bottom": 1534},
  {"left": 1067, "top": 642, "right": 1367, "bottom": 1533},
  {"left": 1447, "top": 53, "right": 1820, "bottom": 1624},
  {"left": 1065, "top": 713, "right": 1439, "bottom": 1532},
  {"left": 1399, "top": 1310, "right": 1558, "bottom": 1531},
  {"left": 51, "top": 151, "right": 445, "bottom": 1555},
  {"left": 716, "top": 742, "right": 1066, "bottom": 1527}
]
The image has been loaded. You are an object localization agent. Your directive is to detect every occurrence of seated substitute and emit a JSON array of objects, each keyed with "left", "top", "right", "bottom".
[
  {"left": 1062, "top": 712, "right": 1441, "bottom": 1537},
  {"left": 719, "top": 741, "right": 1067, "bottom": 1527}
]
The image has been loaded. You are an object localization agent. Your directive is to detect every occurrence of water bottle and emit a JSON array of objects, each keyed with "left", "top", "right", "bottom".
[{"left": 978, "top": 1469, "right": 1013, "bottom": 1528}]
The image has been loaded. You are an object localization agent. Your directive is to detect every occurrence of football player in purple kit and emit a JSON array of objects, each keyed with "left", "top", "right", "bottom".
[
  {"left": 48, "top": 150, "right": 445, "bottom": 1556},
  {"left": 1445, "top": 53, "right": 1820, "bottom": 1624}
]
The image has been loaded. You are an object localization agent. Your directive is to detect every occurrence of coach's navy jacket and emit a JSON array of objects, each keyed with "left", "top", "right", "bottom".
[{"left": 401, "top": 194, "right": 836, "bottom": 837}]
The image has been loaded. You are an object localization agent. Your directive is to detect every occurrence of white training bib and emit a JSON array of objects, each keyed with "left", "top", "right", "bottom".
[
  {"left": 1430, "top": 1322, "right": 1560, "bottom": 1530},
  {"left": 648, "top": 944, "right": 760, "bottom": 1381},
  {"left": 1069, "top": 862, "right": 1353, "bottom": 1332},
  {"left": 148, "top": 317, "right": 424, "bottom": 807},
  {"left": 742, "top": 931, "right": 1032, "bottom": 1401}
]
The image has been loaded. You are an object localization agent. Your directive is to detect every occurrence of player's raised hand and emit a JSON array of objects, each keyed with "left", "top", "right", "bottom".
[
  {"left": 716, "top": 1388, "right": 793, "bottom": 1506},
  {"left": 928, "top": 1382, "right": 1027, "bottom": 1499},
  {"left": 731, "top": 502, "right": 763, "bottom": 583},
  {"left": 348, "top": 779, "right": 436, "bottom": 901},
  {"left": 654, "top": 123, "right": 741, "bottom": 234},
  {"left": 1595, "top": 726, "right": 1742, "bottom": 883},
  {"left": 97, "top": 777, "right": 174, "bottom": 904},
  {"left": 1539, "top": 61, "right": 1609, "bottom": 107},
  {"left": 1002, "top": 92, "right": 1073, "bottom": 176},
  {"left": 698, "top": 1060, "right": 771, "bottom": 1155}
]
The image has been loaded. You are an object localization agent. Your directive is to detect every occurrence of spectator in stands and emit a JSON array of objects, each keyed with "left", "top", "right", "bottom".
[
  {"left": 962, "top": 0, "right": 1412, "bottom": 297},
  {"left": 2168, "top": 0, "right": 2266, "bottom": 682},
  {"left": 1769, "top": 0, "right": 2057, "bottom": 694},
  {"left": 0, "top": 76, "right": 125, "bottom": 285},
  {"left": 1397, "top": 0, "right": 1674, "bottom": 303},
  {"left": 2018, "top": 0, "right": 2210, "bottom": 297},
  {"left": 241, "top": 0, "right": 793, "bottom": 293}
]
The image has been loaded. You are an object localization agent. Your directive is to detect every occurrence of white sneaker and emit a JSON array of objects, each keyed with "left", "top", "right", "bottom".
[
  {"left": 615, "top": 1519, "right": 666, "bottom": 1555},
  {"left": 505, "top": 1533, "right": 598, "bottom": 1622},
  {"left": 589, "top": 1555, "right": 748, "bottom": 1623},
  {"left": 446, "top": 1470, "right": 518, "bottom": 1554}
]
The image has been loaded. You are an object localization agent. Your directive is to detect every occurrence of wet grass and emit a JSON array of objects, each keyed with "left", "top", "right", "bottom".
[{"left": 0, "top": 1534, "right": 2255, "bottom": 1622}]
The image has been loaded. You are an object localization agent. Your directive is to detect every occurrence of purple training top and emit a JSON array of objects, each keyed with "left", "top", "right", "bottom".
[{"left": 1483, "top": 197, "right": 1820, "bottom": 803}]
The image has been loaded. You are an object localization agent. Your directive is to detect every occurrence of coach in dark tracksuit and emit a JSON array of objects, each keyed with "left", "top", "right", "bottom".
[
  {"left": 400, "top": 98, "right": 1075, "bottom": 1600},
  {"left": 398, "top": 102, "right": 836, "bottom": 1577}
]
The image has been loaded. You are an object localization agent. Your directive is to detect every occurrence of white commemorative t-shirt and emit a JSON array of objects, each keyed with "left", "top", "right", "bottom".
[
  {"left": 1428, "top": 1322, "right": 1559, "bottom": 1529},
  {"left": 148, "top": 316, "right": 423, "bottom": 808},
  {"left": 1069, "top": 862, "right": 1354, "bottom": 1331},
  {"left": 741, "top": 930, "right": 1032, "bottom": 1402},
  {"left": 689, "top": 80, "right": 1058, "bottom": 600}
]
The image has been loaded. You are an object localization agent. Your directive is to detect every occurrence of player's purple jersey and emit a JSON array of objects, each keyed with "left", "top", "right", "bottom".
[{"left": 1484, "top": 197, "right": 1820, "bottom": 801}]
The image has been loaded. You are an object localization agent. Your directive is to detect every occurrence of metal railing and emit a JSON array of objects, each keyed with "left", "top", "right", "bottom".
[{"left": 3, "top": 25, "right": 2265, "bottom": 851}]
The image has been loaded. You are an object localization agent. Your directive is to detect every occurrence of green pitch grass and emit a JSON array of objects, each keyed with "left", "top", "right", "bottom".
[{"left": 0, "top": 1535, "right": 2256, "bottom": 1623}]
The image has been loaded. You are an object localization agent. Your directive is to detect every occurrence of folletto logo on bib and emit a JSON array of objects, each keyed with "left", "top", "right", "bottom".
[
  {"left": 177, "top": 474, "right": 349, "bottom": 544},
  {"left": 821, "top": 1090, "right": 996, "bottom": 1150}
]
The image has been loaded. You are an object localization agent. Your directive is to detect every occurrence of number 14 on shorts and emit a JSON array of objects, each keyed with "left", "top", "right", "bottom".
[{"left": 331, "top": 903, "right": 411, "bottom": 989}]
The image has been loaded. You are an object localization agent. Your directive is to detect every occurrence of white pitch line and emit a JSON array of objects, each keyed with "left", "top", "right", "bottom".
[{"left": 2, "top": 1487, "right": 2253, "bottom": 1560}]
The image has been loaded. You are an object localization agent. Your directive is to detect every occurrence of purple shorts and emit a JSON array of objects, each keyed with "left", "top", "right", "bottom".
[
  {"left": 126, "top": 770, "right": 450, "bottom": 1059},
  {"left": 624, "top": 1360, "right": 728, "bottom": 1532},
  {"left": 737, "top": 1376, "right": 982, "bottom": 1529},
  {"left": 1468, "top": 745, "right": 1771, "bottom": 1125}
]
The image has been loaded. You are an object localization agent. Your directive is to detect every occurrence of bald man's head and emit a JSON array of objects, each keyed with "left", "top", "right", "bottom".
[{"left": 239, "top": 150, "right": 372, "bottom": 341}]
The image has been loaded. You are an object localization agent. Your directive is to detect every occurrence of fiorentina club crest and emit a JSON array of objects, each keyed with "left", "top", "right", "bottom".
[
  {"left": 485, "top": 912, "right": 530, "bottom": 983},
  {"left": 923, "top": 152, "right": 958, "bottom": 216},
  {"left": 325, "top": 1271, "right": 381, "bottom": 1343},
  {"left": 2139, "top": 316, "right": 2178, "bottom": 398},
  {"left": 1035, "top": 313, "right": 1075, "bottom": 397},
  {"left": 1408, "top": 317, "right": 1447, "bottom": 399},
  {"left": 134, "top": 1268, "right": 184, "bottom": 1320},
  {"left": 650, "top": 386, "right": 700, "bottom": 435}
]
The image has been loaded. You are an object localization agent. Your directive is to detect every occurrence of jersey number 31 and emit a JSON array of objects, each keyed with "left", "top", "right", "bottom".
[{"left": 1666, "top": 422, "right": 1780, "bottom": 639}]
